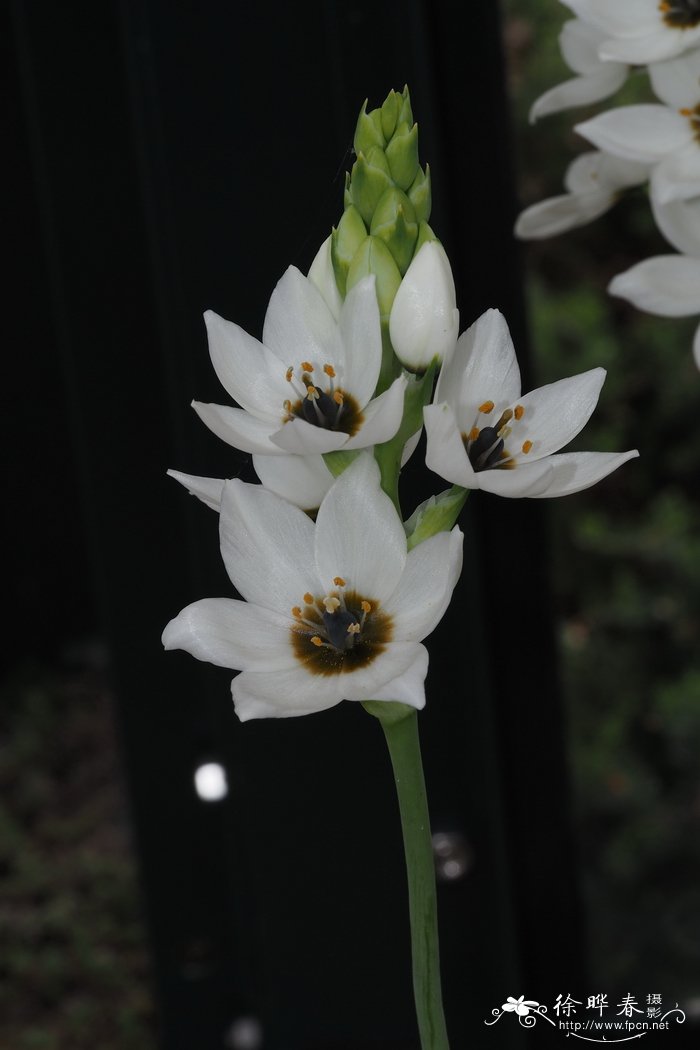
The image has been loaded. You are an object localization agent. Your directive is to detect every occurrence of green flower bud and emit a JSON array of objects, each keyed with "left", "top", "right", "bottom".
[
  {"left": 407, "top": 164, "right": 432, "bottom": 225},
  {"left": 397, "top": 85, "right": 413, "bottom": 128},
  {"left": 343, "top": 171, "right": 352, "bottom": 210},
  {"left": 385, "top": 121, "right": 420, "bottom": 191},
  {"left": 370, "top": 187, "right": 418, "bottom": 276},
  {"left": 331, "top": 205, "right": 368, "bottom": 296},
  {"left": 414, "top": 219, "right": 438, "bottom": 254},
  {"left": 350, "top": 146, "right": 394, "bottom": 225},
  {"left": 404, "top": 486, "right": 468, "bottom": 550},
  {"left": 380, "top": 90, "right": 401, "bottom": 141},
  {"left": 354, "top": 100, "right": 386, "bottom": 155},
  {"left": 346, "top": 235, "right": 402, "bottom": 322}
]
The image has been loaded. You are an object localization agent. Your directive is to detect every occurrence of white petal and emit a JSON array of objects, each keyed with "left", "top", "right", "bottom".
[
  {"left": 262, "top": 266, "right": 341, "bottom": 367},
  {"left": 575, "top": 106, "right": 691, "bottom": 163},
  {"left": 530, "top": 68, "right": 627, "bottom": 122},
  {"left": 562, "top": 0, "right": 660, "bottom": 37},
  {"left": 269, "top": 416, "right": 349, "bottom": 454},
  {"left": 436, "top": 309, "right": 521, "bottom": 416},
  {"left": 424, "top": 402, "right": 479, "bottom": 489},
  {"left": 600, "top": 29, "right": 700, "bottom": 65},
  {"left": 609, "top": 255, "right": 700, "bottom": 316},
  {"left": 314, "top": 454, "right": 407, "bottom": 602},
  {"left": 308, "top": 235, "right": 342, "bottom": 321},
  {"left": 232, "top": 641, "right": 425, "bottom": 720},
  {"left": 649, "top": 49, "right": 700, "bottom": 109},
  {"left": 252, "top": 454, "right": 333, "bottom": 511},
  {"left": 342, "top": 374, "right": 407, "bottom": 450},
  {"left": 204, "top": 310, "right": 288, "bottom": 421},
  {"left": 475, "top": 458, "right": 555, "bottom": 498},
  {"left": 651, "top": 195, "right": 700, "bottom": 258},
  {"left": 651, "top": 143, "right": 700, "bottom": 204},
  {"left": 219, "top": 479, "right": 318, "bottom": 614},
  {"left": 167, "top": 469, "right": 224, "bottom": 511},
  {"left": 389, "top": 242, "right": 459, "bottom": 369},
  {"left": 162, "top": 597, "right": 295, "bottom": 671},
  {"left": 192, "top": 401, "right": 280, "bottom": 454},
  {"left": 560, "top": 19, "right": 610, "bottom": 74},
  {"left": 515, "top": 190, "right": 616, "bottom": 239},
  {"left": 531, "top": 450, "right": 640, "bottom": 498},
  {"left": 513, "top": 368, "right": 606, "bottom": 459},
  {"left": 338, "top": 276, "right": 382, "bottom": 406},
  {"left": 565, "top": 151, "right": 649, "bottom": 193},
  {"left": 360, "top": 643, "right": 429, "bottom": 710},
  {"left": 385, "top": 528, "right": 463, "bottom": 641}
]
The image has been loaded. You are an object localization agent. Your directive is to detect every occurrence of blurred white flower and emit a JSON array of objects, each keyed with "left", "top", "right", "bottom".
[
  {"left": 193, "top": 267, "right": 406, "bottom": 457},
  {"left": 423, "top": 309, "right": 639, "bottom": 498},
  {"left": 389, "top": 241, "right": 459, "bottom": 371},
  {"left": 562, "top": 0, "right": 700, "bottom": 63},
  {"left": 162, "top": 455, "right": 463, "bottom": 721},
  {"left": 530, "top": 19, "right": 628, "bottom": 122}
]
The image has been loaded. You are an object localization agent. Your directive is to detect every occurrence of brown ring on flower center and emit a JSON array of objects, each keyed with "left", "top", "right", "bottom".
[
  {"left": 291, "top": 589, "right": 392, "bottom": 675},
  {"left": 287, "top": 387, "right": 364, "bottom": 437}
]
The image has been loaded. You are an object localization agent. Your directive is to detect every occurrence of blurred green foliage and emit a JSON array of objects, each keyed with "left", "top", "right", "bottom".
[{"left": 504, "top": 0, "right": 700, "bottom": 993}]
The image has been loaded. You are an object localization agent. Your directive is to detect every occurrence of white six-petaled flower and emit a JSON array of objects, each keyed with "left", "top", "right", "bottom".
[
  {"left": 562, "top": 0, "right": 700, "bottom": 64},
  {"left": 423, "top": 309, "right": 639, "bottom": 498},
  {"left": 162, "top": 455, "right": 463, "bottom": 721},
  {"left": 193, "top": 267, "right": 407, "bottom": 457}
]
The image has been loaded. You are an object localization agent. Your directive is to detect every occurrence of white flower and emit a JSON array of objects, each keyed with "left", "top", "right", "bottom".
[
  {"left": 162, "top": 455, "right": 463, "bottom": 721},
  {"left": 423, "top": 309, "right": 639, "bottom": 498},
  {"left": 515, "top": 151, "right": 648, "bottom": 239},
  {"left": 192, "top": 267, "right": 407, "bottom": 457},
  {"left": 575, "top": 50, "right": 700, "bottom": 204},
  {"left": 562, "top": 0, "right": 700, "bottom": 63},
  {"left": 389, "top": 242, "right": 460, "bottom": 370},
  {"left": 502, "top": 996, "right": 540, "bottom": 1017},
  {"left": 530, "top": 20, "right": 629, "bottom": 122}
]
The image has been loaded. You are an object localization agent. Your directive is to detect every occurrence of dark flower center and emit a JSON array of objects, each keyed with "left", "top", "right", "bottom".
[
  {"left": 290, "top": 584, "right": 392, "bottom": 675},
  {"left": 462, "top": 400, "right": 533, "bottom": 472},
  {"left": 283, "top": 362, "right": 363, "bottom": 437},
  {"left": 660, "top": 0, "right": 700, "bottom": 28}
]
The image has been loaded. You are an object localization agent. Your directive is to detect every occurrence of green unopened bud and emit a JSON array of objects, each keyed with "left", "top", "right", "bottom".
[
  {"left": 404, "top": 486, "right": 468, "bottom": 550},
  {"left": 350, "top": 146, "right": 394, "bottom": 225},
  {"left": 331, "top": 206, "right": 368, "bottom": 296},
  {"left": 415, "top": 219, "right": 438, "bottom": 254},
  {"left": 370, "top": 188, "right": 418, "bottom": 275},
  {"left": 408, "top": 164, "right": 432, "bottom": 225},
  {"left": 354, "top": 100, "right": 386, "bottom": 155},
  {"left": 398, "top": 85, "right": 413, "bottom": 128},
  {"left": 380, "top": 90, "right": 401, "bottom": 140},
  {"left": 346, "top": 235, "right": 402, "bottom": 321},
  {"left": 385, "top": 122, "right": 420, "bottom": 191}
]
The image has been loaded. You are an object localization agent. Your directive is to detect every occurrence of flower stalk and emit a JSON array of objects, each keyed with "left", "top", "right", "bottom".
[{"left": 363, "top": 701, "right": 450, "bottom": 1050}]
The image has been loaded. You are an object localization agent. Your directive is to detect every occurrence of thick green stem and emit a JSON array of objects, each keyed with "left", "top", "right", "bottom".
[{"left": 367, "top": 705, "right": 450, "bottom": 1049}]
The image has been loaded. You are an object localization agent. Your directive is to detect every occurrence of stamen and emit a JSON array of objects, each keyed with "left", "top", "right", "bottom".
[
  {"left": 659, "top": 1, "right": 671, "bottom": 9},
  {"left": 301, "top": 361, "right": 314, "bottom": 373},
  {"left": 292, "top": 606, "right": 302, "bottom": 619},
  {"left": 333, "top": 576, "right": 346, "bottom": 587},
  {"left": 478, "top": 400, "right": 494, "bottom": 414},
  {"left": 333, "top": 391, "right": 344, "bottom": 405},
  {"left": 286, "top": 366, "right": 294, "bottom": 382},
  {"left": 306, "top": 385, "right": 319, "bottom": 400},
  {"left": 468, "top": 426, "right": 480, "bottom": 442},
  {"left": 347, "top": 623, "right": 360, "bottom": 635},
  {"left": 323, "top": 596, "right": 341, "bottom": 613},
  {"left": 303, "top": 593, "right": 314, "bottom": 605},
  {"left": 323, "top": 364, "right": 336, "bottom": 378},
  {"left": 310, "top": 636, "right": 323, "bottom": 647},
  {"left": 514, "top": 405, "right": 524, "bottom": 420},
  {"left": 680, "top": 107, "right": 692, "bottom": 116},
  {"left": 361, "top": 601, "right": 371, "bottom": 614},
  {"left": 522, "top": 440, "right": 533, "bottom": 454},
  {"left": 495, "top": 408, "right": 514, "bottom": 433}
]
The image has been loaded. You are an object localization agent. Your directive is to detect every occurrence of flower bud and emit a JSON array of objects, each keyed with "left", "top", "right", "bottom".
[
  {"left": 354, "top": 100, "right": 386, "bottom": 155},
  {"left": 397, "top": 86, "right": 413, "bottom": 128},
  {"left": 308, "top": 235, "right": 342, "bottom": 320},
  {"left": 389, "top": 241, "right": 459, "bottom": 371},
  {"left": 403, "top": 487, "right": 467, "bottom": 550},
  {"left": 350, "top": 146, "right": 394, "bottom": 225},
  {"left": 385, "top": 121, "right": 419, "bottom": 191},
  {"left": 408, "top": 164, "right": 432, "bottom": 225},
  {"left": 370, "top": 187, "right": 418, "bottom": 275},
  {"left": 346, "top": 235, "right": 402, "bottom": 322},
  {"left": 380, "top": 89, "right": 401, "bottom": 140},
  {"left": 331, "top": 205, "right": 368, "bottom": 296}
]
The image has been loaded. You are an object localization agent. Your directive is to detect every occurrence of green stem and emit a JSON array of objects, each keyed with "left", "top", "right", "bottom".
[{"left": 367, "top": 705, "right": 450, "bottom": 1049}]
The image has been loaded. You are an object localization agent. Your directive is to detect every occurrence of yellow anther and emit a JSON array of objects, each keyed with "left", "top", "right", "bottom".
[
  {"left": 306, "top": 385, "right": 319, "bottom": 400},
  {"left": 301, "top": 361, "right": 314, "bottom": 372},
  {"left": 323, "top": 596, "right": 340, "bottom": 613},
  {"left": 323, "top": 364, "right": 336, "bottom": 378},
  {"left": 283, "top": 399, "right": 292, "bottom": 412},
  {"left": 333, "top": 576, "right": 346, "bottom": 587},
  {"left": 659, "top": 1, "right": 670, "bottom": 10},
  {"left": 333, "top": 391, "right": 344, "bottom": 405},
  {"left": 292, "top": 606, "right": 302, "bottom": 619},
  {"left": 303, "top": 592, "right": 314, "bottom": 605},
  {"left": 514, "top": 405, "right": 524, "bottom": 420},
  {"left": 347, "top": 623, "right": 360, "bottom": 635},
  {"left": 468, "top": 426, "right": 480, "bottom": 442},
  {"left": 361, "top": 600, "right": 371, "bottom": 614},
  {"left": 522, "top": 440, "right": 533, "bottom": 454},
  {"left": 286, "top": 367, "right": 294, "bottom": 382},
  {"left": 680, "top": 107, "right": 693, "bottom": 116},
  {"left": 310, "top": 636, "right": 323, "bottom": 647},
  {"left": 478, "top": 400, "right": 494, "bottom": 414}
]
